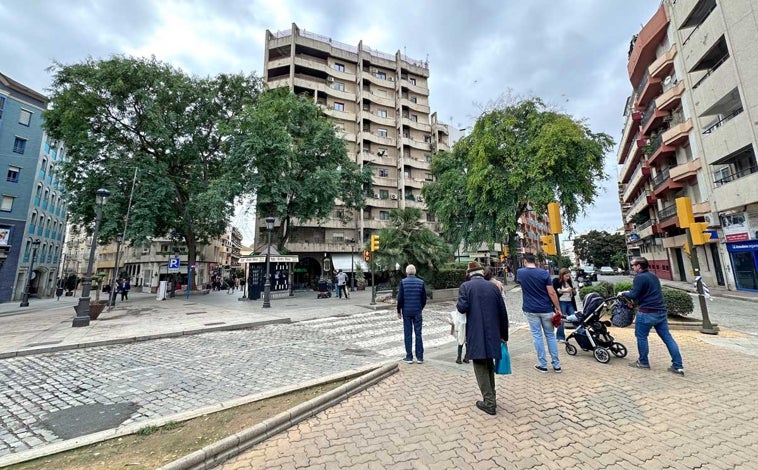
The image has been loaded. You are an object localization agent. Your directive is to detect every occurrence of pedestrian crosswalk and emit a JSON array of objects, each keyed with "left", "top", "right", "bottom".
[{"left": 295, "top": 309, "right": 457, "bottom": 358}]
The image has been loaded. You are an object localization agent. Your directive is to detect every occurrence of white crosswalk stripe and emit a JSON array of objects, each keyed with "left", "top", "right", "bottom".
[{"left": 296, "top": 309, "right": 456, "bottom": 358}]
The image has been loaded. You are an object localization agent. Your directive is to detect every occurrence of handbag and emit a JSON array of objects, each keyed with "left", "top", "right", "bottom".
[
  {"left": 551, "top": 311, "right": 562, "bottom": 328},
  {"left": 611, "top": 300, "right": 635, "bottom": 327},
  {"left": 495, "top": 342, "right": 511, "bottom": 375}
]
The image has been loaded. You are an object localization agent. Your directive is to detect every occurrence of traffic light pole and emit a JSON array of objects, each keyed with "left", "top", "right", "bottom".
[
  {"left": 554, "top": 234, "right": 562, "bottom": 270},
  {"left": 685, "top": 228, "right": 718, "bottom": 335},
  {"left": 370, "top": 255, "right": 376, "bottom": 306}
]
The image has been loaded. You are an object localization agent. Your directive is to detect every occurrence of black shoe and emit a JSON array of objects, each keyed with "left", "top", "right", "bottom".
[
  {"left": 456, "top": 357, "right": 462, "bottom": 364},
  {"left": 476, "top": 401, "right": 496, "bottom": 415},
  {"left": 463, "top": 358, "right": 470, "bottom": 364}
]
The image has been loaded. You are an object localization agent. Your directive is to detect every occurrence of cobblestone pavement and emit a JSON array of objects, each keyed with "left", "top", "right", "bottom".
[
  {"left": 0, "top": 303, "right": 471, "bottom": 459},
  {"left": 221, "top": 326, "right": 758, "bottom": 469}
]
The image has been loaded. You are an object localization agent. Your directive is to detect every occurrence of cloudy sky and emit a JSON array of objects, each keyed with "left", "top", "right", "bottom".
[{"left": 1, "top": 0, "right": 660, "bottom": 240}]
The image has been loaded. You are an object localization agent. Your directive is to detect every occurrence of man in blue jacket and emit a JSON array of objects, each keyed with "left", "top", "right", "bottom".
[
  {"left": 621, "top": 257, "right": 684, "bottom": 375},
  {"left": 397, "top": 264, "right": 427, "bottom": 364},
  {"left": 457, "top": 261, "right": 509, "bottom": 416}
]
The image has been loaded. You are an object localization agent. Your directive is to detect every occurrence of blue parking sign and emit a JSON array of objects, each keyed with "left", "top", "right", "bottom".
[{"left": 169, "top": 257, "right": 180, "bottom": 270}]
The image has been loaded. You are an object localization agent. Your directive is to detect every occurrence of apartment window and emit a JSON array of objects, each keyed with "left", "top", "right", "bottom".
[
  {"left": 332, "top": 232, "right": 345, "bottom": 242},
  {"left": 13, "top": 137, "right": 27, "bottom": 154},
  {"left": 19, "top": 109, "right": 32, "bottom": 126},
  {"left": 7, "top": 166, "right": 20, "bottom": 183},
  {"left": 376, "top": 109, "right": 387, "bottom": 118},
  {"left": 411, "top": 114, "right": 418, "bottom": 122},
  {"left": 375, "top": 71, "right": 386, "bottom": 80},
  {"left": 410, "top": 77, "right": 417, "bottom": 85},
  {"left": 424, "top": 135, "right": 432, "bottom": 143},
  {"left": 1, "top": 195, "right": 13, "bottom": 212},
  {"left": 378, "top": 169, "right": 389, "bottom": 177},
  {"left": 377, "top": 128, "right": 388, "bottom": 137},
  {"left": 410, "top": 96, "right": 417, "bottom": 103},
  {"left": 379, "top": 211, "right": 389, "bottom": 220},
  {"left": 334, "top": 63, "right": 345, "bottom": 72},
  {"left": 0, "top": 96, "right": 5, "bottom": 119},
  {"left": 424, "top": 154, "right": 432, "bottom": 162},
  {"left": 333, "top": 102, "right": 344, "bottom": 111},
  {"left": 333, "top": 82, "right": 345, "bottom": 92},
  {"left": 379, "top": 189, "right": 389, "bottom": 199}
]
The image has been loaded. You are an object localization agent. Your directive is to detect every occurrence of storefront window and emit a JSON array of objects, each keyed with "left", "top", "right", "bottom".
[{"left": 732, "top": 251, "right": 758, "bottom": 291}]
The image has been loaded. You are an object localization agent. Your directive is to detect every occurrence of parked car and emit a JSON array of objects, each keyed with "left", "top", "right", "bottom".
[
  {"left": 599, "top": 266, "right": 614, "bottom": 275},
  {"left": 580, "top": 266, "right": 598, "bottom": 282}
]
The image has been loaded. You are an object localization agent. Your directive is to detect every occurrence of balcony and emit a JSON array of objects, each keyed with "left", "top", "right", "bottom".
[
  {"left": 649, "top": 44, "right": 677, "bottom": 80},
  {"left": 636, "top": 74, "right": 662, "bottom": 108},
  {"left": 367, "top": 197, "right": 399, "bottom": 209},
  {"left": 628, "top": 4, "right": 670, "bottom": 88},
  {"left": 620, "top": 137, "right": 646, "bottom": 183},
  {"left": 403, "top": 199, "right": 426, "bottom": 210},
  {"left": 622, "top": 163, "right": 652, "bottom": 203},
  {"left": 402, "top": 117, "right": 431, "bottom": 132},
  {"left": 362, "top": 110, "right": 395, "bottom": 127},
  {"left": 403, "top": 178, "right": 424, "bottom": 189},
  {"left": 617, "top": 112, "right": 641, "bottom": 165},
  {"left": 657, "top": 204, "right": 680, "bottom": 230},
  {"left": 363, "top": 73, "right": 396, "bottom": 90},
  {"left": 640, "top": 103, "right": 668, "bottom": 137},
  {"left": 692, "top": 200, "right": 711, "bottom": 218},
  {"left": 652, "top": 169, "right": 684, "bottom": 197},
  {"left": 681, "top": 4, "right": 721, "bottom": 73},
  {"left": 646, "top": 134, "right": 676, "bottom": 167},
  {"left": 401, "top": 78, "right": 428, "bottom": 95},
  {"left": 692, "top": 56, "right": 734, "bottom": 114},
  {"left": 702, "top": 108, "right": 747, "bottom": 165},
  {"left": 363, "top": 90, "right": 395, "bottom": 108},
  {"left": 713, "top": 171, "right": 758, "bottom": 210},
  {"left": 669, "top": 158, "right": 702, "bottom": 182},
  {"left": 656, "top": 81, "right": 685, "bottom": 112},
  {"left": 402, "top": 137, "right": 432, "bottom": 151},
  {"left": 362, "top": 132, "right": 395, "bottom": 147},
  {"left": 662, "top": 119, "right": 692, "bottom": 147},
  {"left": 637, "top": 219, "right": 655, "bottom": 240},
  {"left": 400, "top": 98, "right": 430, "bottom": 114}
]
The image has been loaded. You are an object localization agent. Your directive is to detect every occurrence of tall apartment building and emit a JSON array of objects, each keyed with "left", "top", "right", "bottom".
[
  {"left": 262, "top": 24, "right": 450, "bottom": 286},
  {"left": 1, "top": 73, "right": 67, "bottom": 303},
  {"left": 618, "top": 1, "right": 758, "bottom": 291}
]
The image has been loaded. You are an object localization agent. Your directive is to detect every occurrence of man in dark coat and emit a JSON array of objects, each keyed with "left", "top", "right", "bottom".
[
  {"left": 457, "top": 261, "right": 509, "bottom": 415},
  {"left": 397, "top": 264, "right": 427, "bottom": 364}
]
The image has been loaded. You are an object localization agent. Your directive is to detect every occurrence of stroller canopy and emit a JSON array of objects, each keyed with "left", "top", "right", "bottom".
[{"left": 577, "top": 292, "right": 604, "bottom": 322}]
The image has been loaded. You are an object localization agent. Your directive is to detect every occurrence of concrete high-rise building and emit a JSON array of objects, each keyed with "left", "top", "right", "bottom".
[
  {"left": 262, "top": 24, "right": 450, "bottom": 287},
  {"left": 618, "top": 1, "right": 758, "bottom": 291},
  {"left": 0, "top": 73, "right": 67, "bottom": 303}
]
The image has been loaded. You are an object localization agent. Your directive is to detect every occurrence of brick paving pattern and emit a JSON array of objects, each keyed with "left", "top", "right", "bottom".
[{"left": 222, "top": 327, "right": 758, "bottom": 469}]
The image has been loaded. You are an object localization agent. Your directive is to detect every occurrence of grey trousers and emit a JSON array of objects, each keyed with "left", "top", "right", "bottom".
[{"left": 472, "top": 359, "right": 496, "bottom": 407}]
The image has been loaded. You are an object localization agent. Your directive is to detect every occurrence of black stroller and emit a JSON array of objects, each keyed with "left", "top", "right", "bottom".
[
  {"left": 316, "top": 279, "right": 332, "bottom": 299},
  {"left": 564, "top": 292, "right": 627, "bottom": 363}
]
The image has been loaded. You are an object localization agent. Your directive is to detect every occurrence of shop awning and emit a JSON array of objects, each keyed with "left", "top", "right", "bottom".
[{"left": 331, "top": 253, "right": 368, "bottom": 272}]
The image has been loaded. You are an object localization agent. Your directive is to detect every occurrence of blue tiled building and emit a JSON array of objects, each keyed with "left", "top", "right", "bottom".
[{"left": 0, "top": 72, "right": 66, "bottom": 303}]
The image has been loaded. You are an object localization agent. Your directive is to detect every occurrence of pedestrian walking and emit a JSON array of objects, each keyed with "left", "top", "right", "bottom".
[
  {"left": 518, "top": 253, "right": 562, "bottom": 373},
  {"left": 118, "top": 278, "right": 130, "bottom": 301},
  {"left": 337, "top": 269, "right": 349, "bottom": 299},
  {"left": 397, "top": 264, "right": 427, "bottom": 364},
  {"left": 456, "top": 261, "right": 509, "bottom": 415},
  {"left": 620, "top": 257, "right": 685, "bottom": 375},
  {"left": 483, "top": 266, "right": 504, "bottom": 295},
  {"left": 552, "top": 268, "right": 577, "bottom": 342},
  {"left": 449, "top": 309, "right": 468, "bottom": 364}
]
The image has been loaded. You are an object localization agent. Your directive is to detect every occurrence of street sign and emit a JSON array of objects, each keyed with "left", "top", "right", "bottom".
[{"left": 169, "top": 257, "right": 180, "bottom": 272}]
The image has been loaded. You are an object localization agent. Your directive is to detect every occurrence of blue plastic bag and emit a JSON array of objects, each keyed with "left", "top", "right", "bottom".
[{"left": 495, "top": 342, "right": 511, "bottom": 375}]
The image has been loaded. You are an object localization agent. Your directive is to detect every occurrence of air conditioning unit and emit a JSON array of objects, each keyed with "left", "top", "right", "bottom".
[
  {"left": 390, "top": 194, "right": 398, "bottom": 200},
  {"left": 327, "top": 76, "right": 335, "bottom": 83},
  {"left": 704, "top": 212, "right": 722, "bottom": 228},
  {"left": 417, "top": 196, "right": 424, "bottom": 202},
  {"left": 374, "top": 193, "right": 380, "bottom": 199},
  {"left": 388, "top": 77, "right": 394, "bottom": 82}
]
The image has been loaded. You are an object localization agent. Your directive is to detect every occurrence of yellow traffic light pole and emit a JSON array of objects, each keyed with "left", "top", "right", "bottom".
[
  {"left": 369, "top": 235, "right": 380, "bottom": 305},
  {"left": 548, "top": 202, "right": 562, "bottom": 270},
  {"left": 675, "top": 197, "right": 718, "bottom": 335}
]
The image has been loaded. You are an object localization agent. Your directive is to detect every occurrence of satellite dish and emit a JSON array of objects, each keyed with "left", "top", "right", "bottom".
[
  {"left": 30, "top": 272, "right": 37, "bottom": 280},
  {"left": 663, "top": 76, "right": 672, "bottom": 86}
]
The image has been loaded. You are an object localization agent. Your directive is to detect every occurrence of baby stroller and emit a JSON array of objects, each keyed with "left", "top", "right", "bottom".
[
  {"left": 564, "top": 292, "right": 627, "bottom": 363},
  {"left": 316, "top": 279, "right": 332, "bottom": 299}
]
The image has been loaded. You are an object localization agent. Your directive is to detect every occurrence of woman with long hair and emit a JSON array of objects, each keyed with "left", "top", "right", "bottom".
[{"left": 552, "top": 268, "right": 577, "bottom": 342}]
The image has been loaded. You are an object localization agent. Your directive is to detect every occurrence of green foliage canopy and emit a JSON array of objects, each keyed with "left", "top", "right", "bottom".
[{"left": 572, "top": 230, "right": 627, "bottom": 267}]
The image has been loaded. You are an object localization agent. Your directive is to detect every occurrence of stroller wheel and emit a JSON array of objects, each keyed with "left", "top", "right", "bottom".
[
  {"left": 610, "top": 342, "right": 628, "bottom": 358},
  {"left": 593, "top": 347, "right": 611, "bottom": 363},
  {"left": 565, "top": 343, "right": 577, "bottom": 356}
]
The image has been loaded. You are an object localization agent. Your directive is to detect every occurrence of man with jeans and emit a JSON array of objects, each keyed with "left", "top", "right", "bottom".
[
  {"left": 397, "top": 264, "right": 427, "bottom": 364},
  {"left": 518, "top": 253, "right": 562, "bottom": 373},
  {"left": 621, "top": 257, "right": 684, "bottom": 375}
]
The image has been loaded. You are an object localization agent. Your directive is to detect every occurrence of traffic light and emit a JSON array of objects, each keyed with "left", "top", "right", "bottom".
[
  {"left": 363, "top": 250, "right": 371, "bottom": 262},
  {"left": 547, "top": 202, "right": 562, "bottom": 234},
  {"left": 370, "top": 234, "right": 380, "bottom": 252},
  {"left": 690, "top": 222, "right": 710, "bottom": 246},
  {"left": 540, "top": 235, "right": 557, "bottom": 256},
  {"left": 675, "top": 197, "right": 695, "bottom": 228},
  {"left": 503, "top": 246, "right": 509, "bottom": 257}
]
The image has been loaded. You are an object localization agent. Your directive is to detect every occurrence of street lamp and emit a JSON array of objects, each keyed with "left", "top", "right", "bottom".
[
  {"left": 349, "top": 238, "right": 356, "bottom": 291},
  {"left": 108, "top": 233, "right": 123, "bottom": 308},
  {"left": 19, "top": 238, "right": 41, "bottom": 307},
  {"left": 73, "top": 188, "right": 110, "bottom": 327},
  {"left": 262, "top": 215, "right": 275, "bottom": 308}
]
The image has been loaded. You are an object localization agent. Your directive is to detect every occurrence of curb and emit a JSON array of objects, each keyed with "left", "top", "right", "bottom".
[
  {"left": 0, "top": 318, "right": 291, "bottom": 359},
  {"left": 157, "top": 362, "right": 398, "bottom": 470}
]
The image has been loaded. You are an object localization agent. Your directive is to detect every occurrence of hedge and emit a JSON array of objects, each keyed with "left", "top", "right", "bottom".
[
  {"left": 432, "top": 267, "right": 467, "bottom": 289},
  {"left": 580, "top": 282, "right": 694, "bottom": 316}
]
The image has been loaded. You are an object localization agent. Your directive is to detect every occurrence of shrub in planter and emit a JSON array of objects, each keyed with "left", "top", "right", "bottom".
[
  {"left": 432, "top": 267, "right": 468, "bottom": 289},
  {"left": 613, "top": 282, "right": 633, "bottom": 294},
  {"left": 579, "top": 281, "right": 614, "bottom": 301},
  {"left": 662, "top": 287, "right": 694, "bottom": 316}
]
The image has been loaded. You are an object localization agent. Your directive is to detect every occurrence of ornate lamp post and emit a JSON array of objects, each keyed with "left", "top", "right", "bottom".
[
  {"left": 19, "top": 238, "right": 41, "bottom": 307},
  {"left": 108, "top": 233, "right": 122, "bottom": 308},
  {"left": 73, "top": 188, "right": 110, "bottom": 327},
  {"left": 262, "top": 215, "right": 275, "bottom": 308}
]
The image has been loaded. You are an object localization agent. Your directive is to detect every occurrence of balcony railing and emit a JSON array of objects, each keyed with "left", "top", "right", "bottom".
[
  {"left": 714, "top": 166, "right": 758, "bottom": 187},
  {"left": 640, "top": 101, "right": 657, "bottom": 129},
  {"left": 637, "top": 219, "right": 654, "bottom": 231},
  {"left": 652, "top": 169, "right": 670, "bottom": 188},
  {"left": 692, "top": 54, "right": 729, "bottom": 90},
  {"left": 658, "top": 204, "right": 678, "bottom": 221},
  {"left": 703, "top": 107, "right": 743, "bottom": 135}
]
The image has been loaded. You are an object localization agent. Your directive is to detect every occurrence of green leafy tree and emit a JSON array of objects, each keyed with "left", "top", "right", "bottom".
[
  {"left": 424, "top": 97, "right": 613, "bottom": 256},
  {"left": 229, "top": 88, "right": 372, "bottom": 250},
  {"left": 373, "top": 208, "right": 451, "bottom": 285},
  {"left": 572, "top": 230, "right": 627, "bottom": 267},
  {"left": 44, "top": 56, "right": 262, "bottom": 278}
]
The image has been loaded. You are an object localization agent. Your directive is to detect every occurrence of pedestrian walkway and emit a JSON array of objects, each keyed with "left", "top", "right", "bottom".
[{"left": 220, "top": 325, "right": 758, "bottom": 469}]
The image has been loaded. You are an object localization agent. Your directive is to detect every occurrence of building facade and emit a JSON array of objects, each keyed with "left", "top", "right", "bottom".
[
  {"left": 261, "top": 24, "right": 450, "bottom": 287},
  {"left": 619, "top": 1, "right": 758, "bottom": 291},
  {"left": 1, "top": 73, "right": 67, "bottom": 303}
]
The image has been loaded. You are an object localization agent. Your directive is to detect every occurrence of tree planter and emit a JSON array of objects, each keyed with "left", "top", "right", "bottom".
[{"left": 73, "top": 301, "right": 108, "bottom": 320}]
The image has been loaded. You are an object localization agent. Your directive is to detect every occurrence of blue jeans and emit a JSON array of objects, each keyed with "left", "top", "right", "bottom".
[
  {"left": 634, "top": 311, "right": 683, "bottom": 369},
  {"left": 403, "top": 314, "right": 424, "bottom": 360},
  {"left": 556, "top": 301, "right": 575, "bottom": 341},
  {"left": 525, "top": 311, "right": 560, "bottom": 369}
]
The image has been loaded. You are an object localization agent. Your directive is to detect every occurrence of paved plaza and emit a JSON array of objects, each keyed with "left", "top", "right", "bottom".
[{"left": 0, "top": 280, "right": 757, "bottom": 468}]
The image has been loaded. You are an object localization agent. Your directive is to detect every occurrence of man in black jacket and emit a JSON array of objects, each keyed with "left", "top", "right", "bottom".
[
  {"left": 397, "top": 264, "right": 427, "bottom": 364},
  {"left": 457, "top": 261, "right": 509, "bottom": 415}
]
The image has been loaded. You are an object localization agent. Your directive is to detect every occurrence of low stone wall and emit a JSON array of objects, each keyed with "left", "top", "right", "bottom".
[{"left": 429, "top": 288, "right": 458, "bottom": 303}]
